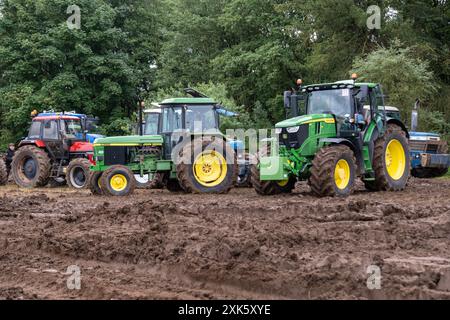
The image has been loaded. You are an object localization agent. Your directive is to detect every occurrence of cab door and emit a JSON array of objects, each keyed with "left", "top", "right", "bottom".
[{"left": 42, "top": 120, "right": 64, "bottom": 159}]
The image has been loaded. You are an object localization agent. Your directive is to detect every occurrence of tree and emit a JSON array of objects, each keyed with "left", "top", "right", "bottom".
[
  {"left": 352, "top": 42, "right": 438, "bottom": 123},
  {"left": 0, "top": 0, "right": 164, "bottom": 148}
]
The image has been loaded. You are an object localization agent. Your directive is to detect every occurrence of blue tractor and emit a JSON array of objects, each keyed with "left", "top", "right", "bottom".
[{"left": 381, "top": 102, "right": 449, "bottom": 178}]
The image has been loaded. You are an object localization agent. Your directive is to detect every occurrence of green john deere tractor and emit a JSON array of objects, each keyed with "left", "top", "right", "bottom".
[
  {"left": 252, "top": 76, "right": 411, "bottom": 197},
  {"left": 90, "top": 90, "right": 238, "bottom": 196}
]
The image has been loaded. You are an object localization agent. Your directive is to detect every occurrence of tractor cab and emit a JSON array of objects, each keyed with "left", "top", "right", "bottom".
[
  {"left": 143, "top": 108, "right": 162, "bottom": 135},
  {"left": 283, "top": 79, "right": 390, "bottom": 140},
  {"left": 24, "top": 115, "right": 90, "bottom": 157}
]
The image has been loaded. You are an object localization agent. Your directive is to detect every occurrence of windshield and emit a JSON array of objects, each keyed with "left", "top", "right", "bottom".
[
  {"left": 144, "top": 113, "right": 160, "bottom": 135},
  {"left": 85, "top": 118, "right": 100, "bottom": 134},
  {"left": 307, "top": 89, "right": 352, "bottom": 118},
  {"left": 62, "top": 119, "right": 83, "bottom": 139},
  {"left": 185, "top": 105, "right": 218, "bottom": 132}
]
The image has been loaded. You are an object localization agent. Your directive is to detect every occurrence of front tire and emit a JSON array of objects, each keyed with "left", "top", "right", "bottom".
[
  {"left": 89, "top": 171, "right": 104, "bottom": 196},
  {"left": 310, "top": 145, "right": 356, "bottom": 197},
  {"left": 100, "top": 165, "right": 136, "bottom": 197},
  {"left": 11, "top": 145, "right": 51, "bottom": 188},
  {"left": 67, "top": 158, "right": 91, "bottom": 189},
  {"left": 251, "top": 149, "right": 296, "bottom": 196}
]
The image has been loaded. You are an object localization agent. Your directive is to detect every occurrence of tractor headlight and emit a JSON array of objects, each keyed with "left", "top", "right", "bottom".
[
  {"left": 275, "top": 128, "right": 282, "bottom": 135},
  {"left": 287, "top": 126, "right": 300, "bottom": 134}
]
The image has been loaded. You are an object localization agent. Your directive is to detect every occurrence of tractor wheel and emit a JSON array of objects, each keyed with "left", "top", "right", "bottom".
[
  {"left": 251, "top": 149, "right": 296, "bottom": 196},
  {"left": 100, "top": 165, "right": 136, "bottom": 197},
  {"left": 0, "top": 159, "right": 7, "bottom": 186},
  {"left": 176, "top": 137, "right": 237, "bottom": 194},
  {"left": 310, "top": 145, "right": 357, "bottom": 197},
  {"left": 250, "top": 149, "right": 297, "bottom": 196},
  {"left": 134, "top": 174, "right": 151, "bottom": 189},
  {"left": 431, "top": 168, "right": 449, "bottom": 178},
  {"left": 412, "top": 167, "right": 448, "bottom": 179},
  {"left": 369, "top": 124, "right": 410, "bottom": 191},
  {"left": 67, "top": 158, "right": 91, "bottom": 189},
  {"left": 166, "top": 179, "right": 184, "bottom": 192},
  {"left": 11, "top": 145, "right": 51, "bottom": 188},
  {"left": 236, "top": 153, "right": 252, "bottom": 188},
  {"left": 89, "top": 171, "right": 104, "bottom": 196},
  {"left": 149, "top": 172, "right": 166, "bottom": 189}
]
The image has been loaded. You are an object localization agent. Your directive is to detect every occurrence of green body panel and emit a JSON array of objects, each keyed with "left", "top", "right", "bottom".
[
  {"left": 160, "top": 98, "right": 216, "bottom": 105},
  {"left": 260, "top": 156, "right": 290, "bottom": 181},
  {"left": 260, "top": 116, "right": 337, "bottom": 181},
  {"left": 94, "top": 135, "right": 164, "bottom": 146},
  {"left": 275, "top": 114, "right": 335, "bottom": 128}
]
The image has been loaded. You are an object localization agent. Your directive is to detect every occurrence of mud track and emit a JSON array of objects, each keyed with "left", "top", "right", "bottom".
[{"left": 0, "top": 178, "right": 449, "bottom": 300}]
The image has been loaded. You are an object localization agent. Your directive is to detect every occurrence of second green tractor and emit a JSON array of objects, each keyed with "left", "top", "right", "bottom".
[{"left": 252, "top": 77, "right": 411, "bottom": 197}]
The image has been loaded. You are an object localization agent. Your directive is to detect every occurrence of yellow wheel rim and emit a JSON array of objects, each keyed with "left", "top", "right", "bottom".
[
  {"left": 334, "top": 159, "right": 351, "bottom": 190},
  {"left": 277, "top": 179, "right": 289, "bottom": 187},
  {"left": 110, "top": 174, "right": 127, "bottom": 192},
  {"left": 193, "top": 150, "right": 228, "bottom": 187},
  {"left": 385, "top": 139, "right": 406, "bottom": 180}
]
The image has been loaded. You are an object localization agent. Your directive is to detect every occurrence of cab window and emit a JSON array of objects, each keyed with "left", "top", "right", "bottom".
[
  {"left": 162, "top": 107, "right": 183, "bottom": 133},
  {"left": 28, "top": 121, "right": 41, "bottom": 139},
  {"left": 43, "top": 120, "right": 59, "bottom": 140}
]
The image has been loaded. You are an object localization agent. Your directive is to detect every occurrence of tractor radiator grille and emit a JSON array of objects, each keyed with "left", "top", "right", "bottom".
[
  {"left": 279, "top": 124, "right": 309, "bottom": 149},
  {"left": 426, "top": 144, "right": 439, "bottom": 153},
  {"left": 409, "top": 141, "right": 427, "bottom": 152},
  {"left": 104, "top": 146, "right": 128, "bottom": 165},
  {"left": 409, "top": 141, "right": 441, "bottom": 154}
]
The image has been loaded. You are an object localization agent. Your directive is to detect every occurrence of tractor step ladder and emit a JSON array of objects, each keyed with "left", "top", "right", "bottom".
[{"left": 50, "top": 160, "right": 64, "bottom": 178}]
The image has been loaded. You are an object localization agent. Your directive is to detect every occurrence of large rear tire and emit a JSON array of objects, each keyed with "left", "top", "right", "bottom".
[
  {"left": 100, "top": 165, "right": 136, "bottom": 197},
  {"left": 67, "top": 158, "right": 91, "bottom": 189},
  {"left": 11, "top": 145, "right": 51, "bottom": 188},
  {"left": 368, "top": 124, "right": 410, "bottom": 191},
  {"left": 176, "top": 137, "right": 237, "bottom": 194},
  {"left": 310, "top": 145, "right": 357, "bottom": 197},
  {"left": 0, "top": 159, "right": 7, "bottom": 186}
]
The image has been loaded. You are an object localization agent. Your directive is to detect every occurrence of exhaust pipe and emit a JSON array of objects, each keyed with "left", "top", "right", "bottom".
[{"left": 411, "top": 99, "right": 420, "bottom": 132}]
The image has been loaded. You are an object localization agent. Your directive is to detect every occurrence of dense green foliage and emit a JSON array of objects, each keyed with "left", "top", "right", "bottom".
[{"left": 0, "top": 0, "right": 449, "bottom": 149}]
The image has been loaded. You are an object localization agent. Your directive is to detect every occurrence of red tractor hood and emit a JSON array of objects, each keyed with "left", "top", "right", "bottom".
[{"left": 70, "top": 141, "right": 94, "bottom": 153}]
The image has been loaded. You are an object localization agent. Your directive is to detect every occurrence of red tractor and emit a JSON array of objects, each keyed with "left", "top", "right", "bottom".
[{"left": 11, "top": 113, "right": 95, "bottom": 189}]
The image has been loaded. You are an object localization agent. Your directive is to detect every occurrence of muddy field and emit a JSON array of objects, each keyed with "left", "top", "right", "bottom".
[{"left": 0, "top": 177, "right": 449, "bottom": 300}]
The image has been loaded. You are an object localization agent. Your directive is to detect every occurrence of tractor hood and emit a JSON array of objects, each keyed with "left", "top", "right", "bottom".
[
  {"left": 409, "top": 132, "right": 441, "bottom": 141},
  {"left": 70, "top": 141, "right": 93, "bottom": 153},
  {"left": 86, "top": 133, "right": 104, "bottom": 144},
  {"left": 94, "top": 135, "right": 164, "bottom": 146},
  {"left": 275, "top": 114, "right": 335, "bottom": 128}
]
